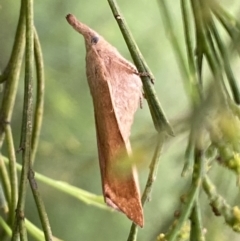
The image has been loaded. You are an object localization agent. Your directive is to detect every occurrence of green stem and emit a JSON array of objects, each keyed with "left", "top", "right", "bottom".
[
  {"left": 211, "top": 2, "right": 240, "bottom": 30},
  {"left": 28, "top": 169, "right": 53, "bottom": 241},
  {"left": 190, "top": 200, "right": 205, "bottom": 241},
  {"left": 181, "top": 0, "right": 202, "bottom": 104},
  {"left": 203, "top": 175, "right": 240, "bottom": 232},
  {"left": 0, "top": 156, "right": 11, "bottom": 205},
  {"left": 189, "top": 147, "right": 205, "bottom": 241},
  {"left": 212, "top": 7, "right": 239, "bottom": 40},
  {"left": 159, "top": 147, "right": 203, "bottom": 241},
  {"left": 0, "top": 157, "right": 11, "bottom": 241},
  {"left": 0, "top": 0, "right": 25, "bottom": 148},
  {"left": 0, "top": 182, "right": 8, "bottom": 214},
  {"left": 0, "top": 216, "right": 12, "bottom": 237},
  {"left": 31, "top": 29, "right": 45, "bottom": 164},
  {"left": 158, "top": 0, "right": 196, "bottom": 101},
  {"left": 190, "top": 0, "right": 226, "bottom": 99},
  {"left": 207, "top": 11, "right": 240, "bottom": 103},
  {"left": 29, "top": 28, "right": 53, "bottom": 241},
  {"left": 182, "top": 134, "right": 194, "bottom": 177},
  {"left": 12, "top": 0, "right": 34, "bottom": 240},
  {"left": 107, "top": 0, "right": 173, "bottom": 135},
  {"left": 211, "top": 2, "right": 240, "bottom": 57},
  {"left": 4, "top": 125, "right": 18, "bottom": 226}
]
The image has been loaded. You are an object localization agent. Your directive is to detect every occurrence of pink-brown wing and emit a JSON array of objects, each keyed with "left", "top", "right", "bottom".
[
  {"left": 97, "top": 40, "right": 142, "bottom": 145},
  {"left": 86, "top": 47, "right": 143, "bottom": 227}
]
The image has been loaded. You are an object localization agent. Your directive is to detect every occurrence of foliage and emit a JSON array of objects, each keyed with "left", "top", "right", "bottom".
[{"left": 0, "top": 0, "right": 240, "bottom": 241}]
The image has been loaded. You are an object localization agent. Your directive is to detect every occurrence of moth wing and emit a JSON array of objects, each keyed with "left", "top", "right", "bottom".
[
  {"left": 86, "top": 48, "right": 143, "bottom": 227},
  {"left": 100, "top": 44, "right": 143, "bottom": 144}
]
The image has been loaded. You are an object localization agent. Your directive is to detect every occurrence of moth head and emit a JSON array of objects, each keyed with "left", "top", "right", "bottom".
[
  {"left": 91, "top": 36, "right": 99, "bottom": 45},
  {"left": 81, "top": 32, "right": 101, "bottom": 51}
]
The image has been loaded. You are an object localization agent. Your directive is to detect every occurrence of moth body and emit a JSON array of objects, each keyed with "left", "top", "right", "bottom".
[{"left": 66, "top": 14, "right": 143, "bottom": 227}]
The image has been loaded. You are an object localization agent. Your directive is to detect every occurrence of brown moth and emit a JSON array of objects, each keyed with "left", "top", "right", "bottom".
[{"left": 66, "top": 14, "right": 143, "bottom": 227}]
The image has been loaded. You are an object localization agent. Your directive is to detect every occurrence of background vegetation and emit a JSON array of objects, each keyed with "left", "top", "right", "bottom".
[{"left": 1, "top": 0, "right": 240, "bottom": 240}]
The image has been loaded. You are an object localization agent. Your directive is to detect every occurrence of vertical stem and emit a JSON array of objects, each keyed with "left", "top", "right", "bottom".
[
  {"left": 0, "top": 156, "right": 11, "bottom": 205},
  {"left": 12, "top": 0, "right": 34, "bottom": 240},
  {"left": 31, "top": 29, "right": 45, "bottom": 164},
  {"left": 4, "top": 125, "right": 18, "bottom": 226},
  {"left": 0, "top": 0, "right": 25, "bottom": 148},
  {"left": 107, "top": 0, "right": 173, "bottom": 135},
  {"left": 180, "top": 0, "right": 202, "bottom": 104}
]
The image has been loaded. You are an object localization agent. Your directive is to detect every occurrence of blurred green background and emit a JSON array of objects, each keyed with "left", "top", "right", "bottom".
[{"left": 1, "top": 0, "right": 240, "bottom": 240}]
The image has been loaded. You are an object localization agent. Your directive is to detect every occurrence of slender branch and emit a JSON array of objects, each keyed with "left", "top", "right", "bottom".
[
  {"left": 158, "top": 147, "right": 204, "bottom": 241},
  {"left": 0, "top": 157, "right": 10, "bottom": 240},
  {"left": 4, "top": 124, "right": 18, "bottom": 226},
  {"left": 107, "top": 0, "right": 173, "bottom": 135},
  {"left": 0, "top": 182, "right": 8, "bottom": 214},
  {"left": 207, "top": 11, "right": 240, "bottom": 104},
  {"left": 28, "top": 169, "right": 53, "bottom": 241},
  {"left": 182, "top": 136, "right": 194, "bottom": 177},
  {"left": 157, "top": 0, "right": 188, "bottom": 78},
  {"left": 3, "top": 156, "right": 110, "bottom": 210},
  {"left": 190, "top": 200, "right": 205, "bottom": 241},
  {"left": 28, "top": 28, "right": 53, "bottom": 241},
  {"left": 203, "top": 175, "right": 240, "bottom": 232},
  {"left": 180, "top": 0, "right": 202, "bottom": 104},
  {"left": 189, "top": 147, "right": 205, "bottom": 241},
  {"left": 190, "top": 0, "right": 218, "bottom": 79},
  {"left": 31, "top": 29, "right": 45, "bottom": 164},
  {"left": 127, "top": 134, "right": 165, "bottom": 241},
  {"left": 158, "top": 0, "right": 201, "bottom": 105},
  {"left": 190, "top": 0, "right": 227, "bottom": 102},
  {"left": 0, "top": 156, "right": 11, "bottom": 205},
  {"left": 0, "top": 0, "right": 25, "bottom": 148},
  {"left": 0, "top": 216, "right": 12, "bottom": 237},
  {"left": 12, "top": 0, "right": 34, "bottom": 239}
]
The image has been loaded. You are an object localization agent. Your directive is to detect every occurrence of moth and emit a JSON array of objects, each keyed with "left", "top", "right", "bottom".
[{"left": 66, "top": 14, "right": 143, "bottom": 227}]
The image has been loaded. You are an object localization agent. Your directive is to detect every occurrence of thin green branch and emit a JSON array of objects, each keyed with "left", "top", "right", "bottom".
[
  {"left": 203, "top": 175, "right": 240, "bottom": 232},
  {"left": 211, "top": 2, "right": 240, "bottom": 31},
  {"left": 127, "top": 134, "right": 165, "bottom": 241},
  {"left": 28, "top": 169, "right": 53, "bottom": 241},
  {"left": 189, "top": 147, "right": 205, "bottom": 241},
  {"left": 212, "top": 7, "right": 240, "bottom": 40},
  {"left": 0, "top": 0, "right": 25, "bottom": 148},
  {"left": 29, "top": 28, "right": 53, "bottom": 241},
  {"left": 182, "top": 135, "right": 194, "bottom": 177},
  {"left": 190, "top": 0, "right": 226, "bottom": 99},
  {"left": 0, "top": 182, "right": 8, "bottom": 214},
  {"left": 190, "top": 200, "right": 205, "bottom": 241},
  {"left": 31, "top": 29, "right": 45, "bottom": 164},
  {"left": 0, "top": 216, "right": 12, "bottom": 237},
  {"left": 157, "top": 0, "right": 188, "bottom": 77},
  {"left": 0, "top": 155, "right": 11, "bottom": 205},
  {"left": 181, "top": 0, "right": 202, "bottom": 105},
  {"left": 0, "top": 156, "right": 11, "bottom": 241},
  {"left": 158, "top": 147, "right": 204, "bottom": 241},
  {"left": 107, "top": 0, "right": 173, "bottom": 135},
  {"left": 203, "top": 10, "right": 240, "bottom": 104},
  {"left": 12, "top": 0, "right": 34, "bottom": 239},
  {"left": 158, "top": 0, "right": 199, "bottom": 103},
  {"left": 4, "top": 124, "right": 18, "bottom": 226},
  {"left": 3, "top": 156, "right": 110, "bottom": 210},
  {"left": 211, "top": 2, "right": 240, "bottom": 56},
  {"left": 0, "top": 216, "right": 62, "bottom": 241},
  {"left": 25, "top": 219, "right": 63, "bottom": 241},
  {"left": 0, "top": 1, "right": 26, "bottom": 84}
]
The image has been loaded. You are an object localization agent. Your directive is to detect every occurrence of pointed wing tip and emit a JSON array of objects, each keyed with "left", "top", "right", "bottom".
[
  {"left": 105, "top": 196, "right": 144, "bottom": 227},
  {"left": 132, "top": 212, "right": 144, "bottom": 228}
]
